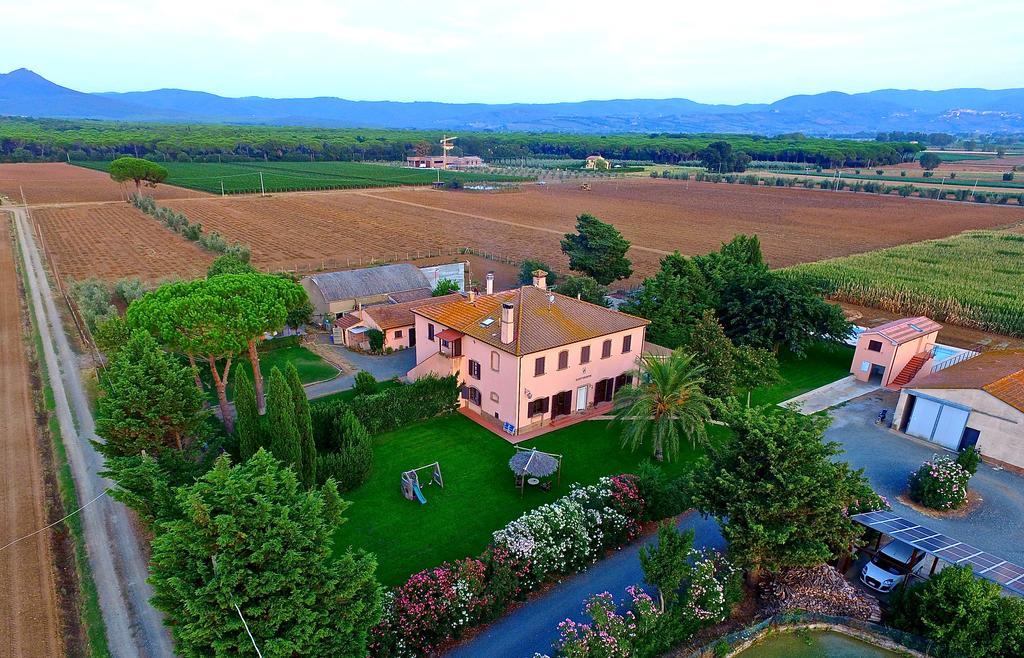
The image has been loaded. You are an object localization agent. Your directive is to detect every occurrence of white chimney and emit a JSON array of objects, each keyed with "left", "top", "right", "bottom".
[
  {"left": 531, "top": 269, "right": 547, "bottom": 290},
  {"left": 485, "top": 271, "right": 494, "bottom": 295},
  {"left": 500, "top": 302, "right": 514, "bottom": 344}
]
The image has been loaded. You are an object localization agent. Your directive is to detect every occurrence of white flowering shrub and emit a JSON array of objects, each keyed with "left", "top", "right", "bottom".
[
  {"left": 682, "top": 550, "right": 736, "bottom": 625},
  {"left": 492, "top": 476, "right": 645, "bottom": 588}
]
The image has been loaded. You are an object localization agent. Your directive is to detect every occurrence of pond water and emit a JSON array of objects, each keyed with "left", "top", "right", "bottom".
[{"left": 737, "top": 630, "right": 898, "bottom": 657}]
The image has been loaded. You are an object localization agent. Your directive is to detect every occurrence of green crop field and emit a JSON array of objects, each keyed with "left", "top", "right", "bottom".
[
  {"left": 73, "top": 160, "right": 528, "bottom": 194},
  {"left": 790, "top": 226, "right": 1024, "bottom": 337}
]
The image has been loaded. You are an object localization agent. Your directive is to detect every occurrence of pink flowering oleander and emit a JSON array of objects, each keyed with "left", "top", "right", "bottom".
[
  {"left": 909, "top": 454, "right": 970, "bottom": 510},
  {"left": 555, "top": 586, "right": 663, "bottom": 658}
]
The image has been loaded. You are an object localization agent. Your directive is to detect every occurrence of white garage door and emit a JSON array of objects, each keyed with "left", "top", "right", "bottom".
[
  {"left": 906, "top": 397, "right": 941, "bottom": 440},
  {"left": 932, "top": 405, "right": 969, "bottom": 450}
]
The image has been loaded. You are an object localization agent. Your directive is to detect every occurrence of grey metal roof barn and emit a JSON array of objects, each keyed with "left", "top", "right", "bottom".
[{"left": 308, "top": 264, "right": 430, "bottom": 302}]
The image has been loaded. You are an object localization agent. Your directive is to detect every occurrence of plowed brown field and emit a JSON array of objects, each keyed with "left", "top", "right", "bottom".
[
  {"left": 1, "top": 226, "right": 62, "bottom": 657},
  {"left": 0, "top": 162, "right": 207, "bottom": 205},
  {"left": 33, "top": 204, "right": 212, "bottom": 283},
  {"left": 38, "top": 179, "right": 1022, "bottom": 284}
]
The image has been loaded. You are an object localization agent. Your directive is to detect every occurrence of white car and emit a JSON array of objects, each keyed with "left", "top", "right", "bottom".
[{"left": 860, "top": 539, "right": 926, "bottom": 593}]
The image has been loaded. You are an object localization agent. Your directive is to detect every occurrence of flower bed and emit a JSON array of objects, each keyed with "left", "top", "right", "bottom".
[
  {"left": 370, "top": 475, "right": 645, "bottom": 657},
  {"left": 908, "top": 455, "right": 970, "bottom": 511}
]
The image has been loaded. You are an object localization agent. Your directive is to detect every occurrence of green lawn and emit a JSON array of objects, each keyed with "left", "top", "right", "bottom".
[
  {"left": 333, "top": 414, "right": 721, "bottom": 586},
  {"left": 200, "top": 346, "right": 339, "bottom": 402},
  {"left": 747, "top": 341, "right": 853, "bottom": 407}
]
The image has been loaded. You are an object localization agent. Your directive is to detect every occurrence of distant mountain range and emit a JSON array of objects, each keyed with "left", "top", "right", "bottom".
[{"left": 1, "top": 68, "right": 1022, "bottom": 134}]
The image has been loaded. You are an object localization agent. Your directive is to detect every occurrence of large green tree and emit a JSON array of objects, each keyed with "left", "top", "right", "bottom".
[
  {"left": 148, "top": 451, "right": 382, "bottom": 657},
  {"left": 697, "top": 140, "right": 752, "bottom": 173},
  {"left": 612, "top": 350, "right": 712, "bottom": 461},
  {"left": 233, "top": 366, "right": 264, "bottom": 461},
  {"left": 127, "top": 279, "right": 250, "bottom": 433},
  {"left": 717, "top": 268, "right": 849, "bottom": 355},
  {"left": 560, "top": 213, "right": 632, "bottom": 285},
  {"left": 639, "top": 522, "right": 695, "bottom": 612},
  {"left": 205, "top": 273, "right": 308, "bottom": 414},
  {"left": 620, "top": 252, "right": 713, "bottom": 348},
  {"left": 691, "top": 408, "right": 877, "bottom": 584},
  {"left": 206, "top": 253, "right": 255, "bottom": 278},
  {"left": 109, "top": 156, "right": 168, "bottom": 191},
  {"left": 266, "top": 367, "right": 302, "bottom": 473},
  {"left": 891, "top": 565, "right": 1024, "bottom": 658},
  {"left": 919, "top": 152, "right": 942, "bottom": 170},
  {"left": 555, "top": 274, "right": 609, "bottom": 306},
  {"left": 95, "top": 330, "right": 204, "bottom": 456},
  {"left": 684, "top": 310, "right": 736, "bottom": 400},
  {"left": 286, "top": 362, "right": 316, "bottom": 488}
]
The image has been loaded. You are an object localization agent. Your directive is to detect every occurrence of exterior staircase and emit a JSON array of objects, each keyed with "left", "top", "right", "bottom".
[{"left": 888, "top": 352, "right": 930, "bottom": 388}]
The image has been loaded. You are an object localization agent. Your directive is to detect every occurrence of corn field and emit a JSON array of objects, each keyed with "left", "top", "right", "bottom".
[{"left": 788, "top": 226, "right": 1024, "bottom": 336}]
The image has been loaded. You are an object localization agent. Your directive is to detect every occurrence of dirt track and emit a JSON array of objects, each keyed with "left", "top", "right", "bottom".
[{"left": 0, "top": 225, "right": 61, "bottom": 658}]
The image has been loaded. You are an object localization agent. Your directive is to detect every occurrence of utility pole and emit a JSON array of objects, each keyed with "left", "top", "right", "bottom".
[
  {"left": 221, "top": 180, "right": 225, "bottom": 197},
  {"left": 259, "top": 171, "right": 266, "bottom": 196}
]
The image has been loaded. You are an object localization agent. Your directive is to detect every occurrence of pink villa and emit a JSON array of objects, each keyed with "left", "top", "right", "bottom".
[
  {"left": 850, "top": 316, "right": 942, "bottom": 388},
  {"left": 407, "top": 271, "right": 654, "bottom": 438}
]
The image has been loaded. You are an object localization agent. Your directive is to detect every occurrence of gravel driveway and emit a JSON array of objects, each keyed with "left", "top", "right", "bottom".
[{"left": 826, "top": 391, "right": 1024, "bottom": 564}]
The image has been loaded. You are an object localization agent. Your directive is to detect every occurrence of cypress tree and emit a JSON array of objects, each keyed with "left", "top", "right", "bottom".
[
  {"left": 233, "top": 366, "right": 263, "bottom": 461},
  {"left": 685, "top": 309, "right": 736, "bottom": 400},
  {"left": 286, "top": 362, "right": 317, "bottom": 487},
  {"left": 266, "top": 367, "right": 301, "bottom": 472}
]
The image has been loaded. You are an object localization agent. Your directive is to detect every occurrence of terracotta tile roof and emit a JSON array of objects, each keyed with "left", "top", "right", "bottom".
[
  {"left": 643, "top": 341, "right": 674, "bottom": 358},
  {"left": 436, "top": 328, "right": 464, "bottom": 341},
  {"left": 412, "top": 285, "right": 648, "bottom": 356},
  {"left": 387, "top": 288, "right": 432, "bottom": 304},
  {"left": 862, "top": 316, "right": 941, "bottom": 345},
  {"left": 333, "top": 314, "right": 361, "bottom": 330},
  {"left": 912, "top": 350, "right": 1024, "bottom": 412},
  {"left": 362, "top": 293, "right": 462, "bottom": 330}
]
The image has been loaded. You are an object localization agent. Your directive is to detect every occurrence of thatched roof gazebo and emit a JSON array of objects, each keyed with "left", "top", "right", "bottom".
[{"left": 508, "top": 447, "right": 562, "bottom": 495}]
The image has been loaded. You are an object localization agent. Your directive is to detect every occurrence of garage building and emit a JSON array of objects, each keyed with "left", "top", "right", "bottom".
[{"left": 893, "top": 350, "right": 1024, "bottom": 472}]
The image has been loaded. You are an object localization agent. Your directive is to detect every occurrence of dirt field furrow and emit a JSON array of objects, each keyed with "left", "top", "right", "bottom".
[
  {"left": 33, "top": 178, "right": 1024, "bottom": 288},
  {"left": 0, "top": 225, "right": 62, "bottom": 658},
  {"left": 0, "top": 162, "right": 207, "bottom": 205}
]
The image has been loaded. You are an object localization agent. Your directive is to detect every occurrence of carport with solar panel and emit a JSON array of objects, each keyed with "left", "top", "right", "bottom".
[{"left": 852, "top": 510, "right": 1024, "bottom": 596}]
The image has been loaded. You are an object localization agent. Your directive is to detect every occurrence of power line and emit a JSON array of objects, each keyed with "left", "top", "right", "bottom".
[
  {"left": 235, "top": 604, "right": 264, "bottom": 658},
  {"left": 0, "top": 488, "right": 110, "bottom": 552}
]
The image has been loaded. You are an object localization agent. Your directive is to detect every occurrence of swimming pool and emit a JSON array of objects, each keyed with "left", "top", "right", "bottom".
[{"left": 932, "top": 345, "right": 960, "bottom": 363}]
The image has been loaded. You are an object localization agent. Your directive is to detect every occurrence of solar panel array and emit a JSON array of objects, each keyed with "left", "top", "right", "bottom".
[{"left": 852, "top": 510, "right": 1024, "bottom": 596}]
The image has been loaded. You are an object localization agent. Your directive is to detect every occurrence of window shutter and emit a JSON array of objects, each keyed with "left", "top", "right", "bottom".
[
  {"left": 535, "top": 356, "right": 545, "bottom": 376},
  {"left": 581, "top": 345, "right": 590, "bottom": 364},
  {"left": 602, "top": 340, "right": 612, "bottom": 358},
  {"left": 558, "top": 350, "right": 569, "bottom": 370},
  {"left": 623, "top": 335, "right": 632, "bottom": 353}
]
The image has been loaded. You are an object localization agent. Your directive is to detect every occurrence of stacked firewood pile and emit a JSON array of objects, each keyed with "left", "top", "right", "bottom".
[{"left": 761, "top": 565, "right": 882, "bottom": 621}]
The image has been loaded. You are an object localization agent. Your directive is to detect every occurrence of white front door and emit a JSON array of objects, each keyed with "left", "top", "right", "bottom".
[{"left": 576, "top": 385, "right": 588, "bottom": 412}]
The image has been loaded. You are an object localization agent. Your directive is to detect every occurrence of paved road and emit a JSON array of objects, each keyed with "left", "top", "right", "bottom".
[
  {"left": 11, "top": 206, "right": 174, "bottom": 658},
  {"left": 444, "top": 513, "right": 724, "bottom": 658},
  {"left": 827, "top": 392, "right": 1024, "bottom": 564},
  {"left": 305, "top": 344, "right": 416, "bottom": 400}
]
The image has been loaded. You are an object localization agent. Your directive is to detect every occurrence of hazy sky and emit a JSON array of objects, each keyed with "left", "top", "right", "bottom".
[{"left": 3, "top": 0, "right": 1021, "bottom": 103}]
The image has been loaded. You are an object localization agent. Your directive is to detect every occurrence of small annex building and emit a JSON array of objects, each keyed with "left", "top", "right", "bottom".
[
  {"left": 850, "top": 317, "right": 941, "bottom": 388},
  {"left": 893, "top": 349, "right": 1024, "bottom": 472},
  {"left": 304, "top": 262, "right": 466, "bottom": 322}
]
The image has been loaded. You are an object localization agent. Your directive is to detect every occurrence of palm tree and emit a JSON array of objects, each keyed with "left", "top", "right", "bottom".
[{"left": 612, "top": 350, "right": 712, "bottom": 461}]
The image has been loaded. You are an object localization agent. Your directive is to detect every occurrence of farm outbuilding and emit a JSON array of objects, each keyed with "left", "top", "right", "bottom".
[
  {"left": 303, "top": 261, "right": 466, "bottom": 322},
  {"left": 893, "top": 350, "right": 1024, "bottom": 473}
]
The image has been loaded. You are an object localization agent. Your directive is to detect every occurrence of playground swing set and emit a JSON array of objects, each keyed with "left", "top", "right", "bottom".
[{"left": 401, "top": 462, "right": 444, "bottom": 505}]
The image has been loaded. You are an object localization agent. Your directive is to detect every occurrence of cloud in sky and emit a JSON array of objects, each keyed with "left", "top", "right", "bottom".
[{"left": 2, "top": 0, "right": 1021, "bottom": 103}]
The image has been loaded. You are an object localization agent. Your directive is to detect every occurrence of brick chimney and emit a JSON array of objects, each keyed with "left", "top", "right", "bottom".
[
  {"left": 500, "top": 302, "right": 514, "bottom": 344},
  {"left": 485, "top": 271, "right": 494, "bottom": 295},
  {"left": 531, "top": 269, "right": 547, "bottom": 290},
  {"left": 468, "top": 288, "right": 477, "bottom": 303}
]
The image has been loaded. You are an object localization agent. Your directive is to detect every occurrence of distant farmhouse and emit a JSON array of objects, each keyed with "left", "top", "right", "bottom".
[
  {"left": 406, "top": 155, "right": 485, "bottom": 170},
  {"left": 584, "top": 155, "right": 610, "bottom": 170}
]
